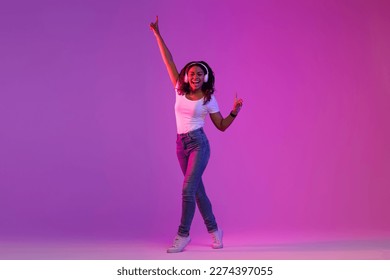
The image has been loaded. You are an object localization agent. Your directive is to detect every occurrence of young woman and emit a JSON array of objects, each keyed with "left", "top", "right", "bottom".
[{"left": 150, "top": 16, "right": 243, "bottom": 253}]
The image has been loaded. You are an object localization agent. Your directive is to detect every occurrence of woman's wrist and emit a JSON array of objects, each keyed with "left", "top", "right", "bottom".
[
  {"left": 230, "top": 111, "right": 237, "bottom": 118},
  {"left": 153, "top": 30, "right": 162, "bottom": 38}
]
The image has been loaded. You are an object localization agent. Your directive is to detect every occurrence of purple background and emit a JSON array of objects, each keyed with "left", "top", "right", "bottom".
[{"left": 1, "top": 0, "right": 389, "bottom": 243}]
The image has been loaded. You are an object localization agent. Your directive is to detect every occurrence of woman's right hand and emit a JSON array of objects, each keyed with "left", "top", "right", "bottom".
[{"left": 149, "top": 16, "right": 160, "bottom": 35}]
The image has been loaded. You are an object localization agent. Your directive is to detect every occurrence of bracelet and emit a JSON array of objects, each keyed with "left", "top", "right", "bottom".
[{"left": 230, "top": 111, "right": 237, "bottom": 118}]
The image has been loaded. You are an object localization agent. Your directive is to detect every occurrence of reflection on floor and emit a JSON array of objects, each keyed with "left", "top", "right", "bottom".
[{"left": 1, "top": 233, "right": 389, "bottom": 260}]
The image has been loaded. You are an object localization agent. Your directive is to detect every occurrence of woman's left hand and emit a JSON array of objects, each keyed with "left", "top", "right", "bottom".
[
  {"left": 149, "top": 15, "right": 160, "bottom": 35},
  {"left": 232, "top": 92, "right": 243, "bottom": 115}
]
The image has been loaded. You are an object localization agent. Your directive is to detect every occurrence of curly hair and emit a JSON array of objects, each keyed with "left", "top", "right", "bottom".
[{"left": 176, "top": 61, "right": 215, "bottom": 105}]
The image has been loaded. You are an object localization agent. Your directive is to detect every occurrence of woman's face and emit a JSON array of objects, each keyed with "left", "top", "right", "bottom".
[{"left": 187, "top": 65, "right": 205, "bottom": 92}]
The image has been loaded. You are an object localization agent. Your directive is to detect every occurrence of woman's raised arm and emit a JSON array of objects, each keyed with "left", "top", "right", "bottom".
[{"left": 150, "top": 16, "right": 179, "bottom": 88}]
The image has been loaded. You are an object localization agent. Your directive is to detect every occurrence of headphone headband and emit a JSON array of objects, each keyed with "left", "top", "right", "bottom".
[{"left": 184, "top": 62, "right": 209, "bottom": 83}]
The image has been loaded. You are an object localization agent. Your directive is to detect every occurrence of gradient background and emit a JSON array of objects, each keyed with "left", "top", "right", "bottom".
[{"left": 1, "top": 0, "right": 389, "bottom": 253}]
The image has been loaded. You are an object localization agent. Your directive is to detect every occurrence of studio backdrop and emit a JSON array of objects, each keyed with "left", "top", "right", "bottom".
[{"left": 1, "top": 0, "right": 389, "bottom": 243}]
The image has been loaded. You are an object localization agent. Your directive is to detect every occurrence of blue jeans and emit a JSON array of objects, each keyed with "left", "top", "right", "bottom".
[{"left": 176, "top": 127, "right": 218, "bottom": 237}]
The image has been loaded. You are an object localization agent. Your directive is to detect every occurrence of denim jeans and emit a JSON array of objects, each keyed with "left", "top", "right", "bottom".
[{"left": 176, "top": 127, "right": 218, "bottom": 237}]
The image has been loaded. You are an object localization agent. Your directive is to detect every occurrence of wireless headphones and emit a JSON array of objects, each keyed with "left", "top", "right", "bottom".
[{"left": 184, "top": 62, "right": 209, "bottom": 83}]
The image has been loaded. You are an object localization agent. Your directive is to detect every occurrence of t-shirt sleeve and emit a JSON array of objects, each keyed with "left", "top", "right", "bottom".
[{"left": 207, "top": 95, "right": 220, "bottom": 114}]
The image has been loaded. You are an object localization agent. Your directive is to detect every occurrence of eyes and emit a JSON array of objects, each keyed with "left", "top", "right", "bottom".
[{"left": 188, "top": 71, "right": 204, "bottom": 77}]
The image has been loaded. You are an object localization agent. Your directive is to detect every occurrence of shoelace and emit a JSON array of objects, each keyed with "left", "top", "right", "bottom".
[
  {"left": 172, "top": 236, "right": 185, "bottom": 248},
  {"left": 172, "top": 237, "right": 180, "bottom": 247},
  {"left": 212, "top": 232, "right": 220, "bottom": 244}
]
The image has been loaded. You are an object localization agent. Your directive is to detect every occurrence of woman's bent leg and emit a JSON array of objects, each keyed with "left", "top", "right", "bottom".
[{"left": 196, "top": 179, "right": 218, "bottom": 233}]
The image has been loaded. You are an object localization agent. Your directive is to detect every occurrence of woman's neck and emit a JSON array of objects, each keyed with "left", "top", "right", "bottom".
[
  {"left": 189, "top": 89, "right": 203, "bottom": 95},
  {"left": 186, "top": 90, "right": 204, "bottom": 101}
]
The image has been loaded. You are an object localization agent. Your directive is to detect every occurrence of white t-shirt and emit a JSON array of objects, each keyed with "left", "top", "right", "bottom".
[{"left": 174, "top": 93, "right": 220, "bottom": 134}]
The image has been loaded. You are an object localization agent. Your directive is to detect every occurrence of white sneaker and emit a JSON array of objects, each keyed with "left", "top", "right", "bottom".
[
  {"left": 210, "top": 228, "right": 223, "bottom": 249},
  {"left": 167, "top": 235, "right": 191, "bottom": 253}
]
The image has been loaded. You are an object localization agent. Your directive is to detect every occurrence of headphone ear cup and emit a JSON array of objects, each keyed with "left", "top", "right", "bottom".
[{"left": 204, "top": 74, "right": 209, "bottom": 83}]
